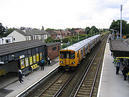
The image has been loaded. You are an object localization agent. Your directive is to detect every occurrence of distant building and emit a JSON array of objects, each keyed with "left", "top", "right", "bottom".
[
  {"left": 7, "top": 28, "right": 49, "bottom": 42},
  {"left": 0, "top": 37, "right": 13, "bottom": 45}
]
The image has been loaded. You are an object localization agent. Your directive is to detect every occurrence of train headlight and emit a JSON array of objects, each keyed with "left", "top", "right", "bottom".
[
  {"left": 60, "top": 61, "right": 63, "bottom": 64},
  {"left": 72, "top": 62, "right": 75, "bottom": 64}
]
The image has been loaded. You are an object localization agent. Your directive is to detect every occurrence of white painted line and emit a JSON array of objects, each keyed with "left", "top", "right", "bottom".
[
  {"left": 16, "top": 64, "right": 59, "bottom": 97},
  {"left": 97, "top": 43, "right": 108, "bottom": 97}
]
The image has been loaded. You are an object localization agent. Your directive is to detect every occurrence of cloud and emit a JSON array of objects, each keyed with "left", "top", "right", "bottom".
[{"left": 0, "top": 0, "right": 128, "bottom": 29}]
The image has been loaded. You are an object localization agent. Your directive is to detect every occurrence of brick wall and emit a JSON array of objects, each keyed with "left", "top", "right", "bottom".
[{"left": 47, "top": 44, "right": 60, "bottom": 60}]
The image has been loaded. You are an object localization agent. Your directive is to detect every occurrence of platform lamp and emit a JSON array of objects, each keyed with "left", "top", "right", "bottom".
[{"left": 110, "top": 29, "right": 115, "bottom": 40}]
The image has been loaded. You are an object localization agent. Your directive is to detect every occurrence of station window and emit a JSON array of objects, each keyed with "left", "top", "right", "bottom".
[
  {"left": 4, "top": 55, "right": 8, "bottom": 61},
  {"left": 14, "top": 52, "right": 20, "bottom": 59},
  {"left": 27, "top": 49, "right": 31, "bottom": 57},
  {"left": 52, "top": 47, "right": 57, "bottom": 51},
  {"left": 39, "top": 46, "right": 43, "bottom": 52},
  {"left": 24, "top": 50, "right": 28, "bottom": 57},
  {"left": 0, "top": 57, "right": 2, "bottom": 62},
  {"left": 32, "top": 48, "right": 36, "bottom": 55},
  {"left": 36, "top": 48, "right": 39, "bottom": 53}
]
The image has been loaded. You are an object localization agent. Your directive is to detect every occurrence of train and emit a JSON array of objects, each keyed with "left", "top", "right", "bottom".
[{"left": 59, "top": 34, "right": 101, "bottom": 70}]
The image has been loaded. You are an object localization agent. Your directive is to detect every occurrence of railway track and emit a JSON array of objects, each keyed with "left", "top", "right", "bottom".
[
  {"left": 69, "top": 34, "right": 108, "bottom": 97},
  {"left": 25, "top": 34, "right": 108, "bottom": 97}
]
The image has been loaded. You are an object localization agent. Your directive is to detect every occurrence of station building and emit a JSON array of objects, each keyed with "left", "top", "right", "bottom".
[
  {"left": 0, "top": 40, "right": 60, "bottom": 77},
  {"left": 110, "top": 39, "right": 129, "bottom": 57}
]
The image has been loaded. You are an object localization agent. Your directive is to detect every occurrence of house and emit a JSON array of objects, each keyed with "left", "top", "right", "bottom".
[
  {"left": 54, "top": 29, "right": 72, "bottom": 39},
  {"left": 0, "top": 37, "right": 13, "bottom": 45},
  {"left": 7, "top": 28, "right": 49, "bottom": 42},
  {"left": 71, "top": 28, "right": 85, "bottom": 35}
]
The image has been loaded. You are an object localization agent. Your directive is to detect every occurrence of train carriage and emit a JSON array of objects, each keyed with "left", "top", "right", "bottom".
[{"left": 59, "top": 34, "right": 101, "bottom": 70}]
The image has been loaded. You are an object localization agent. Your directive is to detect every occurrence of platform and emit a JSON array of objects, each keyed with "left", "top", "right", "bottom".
[
  {"left": 0, "top": 58, "right": 59, "bottom": 97},
  {"left": 97, "top": 42, "right": 129, "bottom": 97}
]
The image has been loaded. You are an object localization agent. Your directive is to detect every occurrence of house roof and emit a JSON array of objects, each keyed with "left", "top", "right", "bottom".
[
  {"left": 15, "top": 29, "right": 48, "bottom": 36},
  {"left": 15, "top": 29, "right": 27, "bottom": 36},
  {"left": 46, "top": 42, "right": 60, "bottom": 46}
]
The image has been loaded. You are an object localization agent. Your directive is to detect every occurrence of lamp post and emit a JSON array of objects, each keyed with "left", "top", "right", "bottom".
[
  {"left": 110, "top": 29, "right": 115, "bottom": 40},
  {"left": 120, "top": 4, "right": 123, "bottom": 39},
  {"left": 78, "top": 31, "right": 79, "bottom": 41}
]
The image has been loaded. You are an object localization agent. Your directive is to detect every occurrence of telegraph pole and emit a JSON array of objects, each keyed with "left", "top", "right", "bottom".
[{"left": 120, "top": 4, "right": 123, "bottom": 39}]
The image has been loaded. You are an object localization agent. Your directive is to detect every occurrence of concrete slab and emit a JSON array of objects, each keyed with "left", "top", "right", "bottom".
[{"left": 97, "top": 43, "right": 129, "bottom": 97}]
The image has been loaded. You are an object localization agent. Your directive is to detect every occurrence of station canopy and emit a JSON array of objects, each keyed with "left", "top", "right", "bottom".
[{"left": 110, "top": 39, "right": 129, "bottom": 57}]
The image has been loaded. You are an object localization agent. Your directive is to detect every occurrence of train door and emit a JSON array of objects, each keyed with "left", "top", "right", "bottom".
[
  {"left": 83, "top": 47, "right": 85, "bottom": 57},
  {"left": 88, "top": 44, "right": 90, "bottom": 53},
  {"left": 65, "top": 51, "right": 70, "bottom": 65},
  {"left": 77, "top": 51, "right": 80, "bottom": 63}
]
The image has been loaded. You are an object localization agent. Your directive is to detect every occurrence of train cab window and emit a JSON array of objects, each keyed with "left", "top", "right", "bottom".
[
  {"left": 60, "top": 51, "right": 66, "bottom": 59},
  {"left": 70, "top": 51, "right": 75, "bottom": 59},
  {"left": 60, "top": 51, "right": 75, "bottom": 59}
]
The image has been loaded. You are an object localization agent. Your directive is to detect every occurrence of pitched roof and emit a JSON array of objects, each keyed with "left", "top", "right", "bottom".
[
  {"left": 15, "top": 29, "right": 27, "bottom": 36},
  {"left": 0, "top": 40, "right": 45, "bottom": 56},
  {"left": 0, "top": 40, "right": 60, "bottom": 56},
  {"left": 15, "top": 29, "right": 48, "bottom": 36}
]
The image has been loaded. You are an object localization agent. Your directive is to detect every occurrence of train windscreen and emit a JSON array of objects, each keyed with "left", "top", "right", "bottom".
[{"left": 60, "top": 51, "right": 75, "bottom": 59}]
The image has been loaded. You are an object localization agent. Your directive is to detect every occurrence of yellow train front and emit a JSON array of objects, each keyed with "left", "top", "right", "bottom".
[{"left": 59, "top": 50, "right": 79, "bottom": 70}]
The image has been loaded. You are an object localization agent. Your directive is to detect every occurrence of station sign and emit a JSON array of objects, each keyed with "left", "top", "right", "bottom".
[
  {"left": 0, "top": 61, "right": 4, "bottom": 64},
  {"left": 19, "top": 55, "right": 25, "bottom": 59}
]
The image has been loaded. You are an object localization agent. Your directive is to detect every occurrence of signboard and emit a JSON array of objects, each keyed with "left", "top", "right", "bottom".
[
  {"left": 19, "top": 55, "right": 25, "bottom": 59},
  {"left": 116, "top": 57, "right": 129, "bottom": 59},
  {"left": 20, "top": 59, "right": 25, "bottom": 69},
  {"left": 33, "top": 55, "right": 36, "bottom": 63},
  {"left": 40, "top": 53, "right": 42, "bottom": 60},
  {"left": 25, "top": 57, "right": 29, "bottom": 67},
  {"left": 29, "top": 56, "right": 33, "bottom": 65},
  {"left": 36, "top": 53, "right": 39, "bottom": 62}
]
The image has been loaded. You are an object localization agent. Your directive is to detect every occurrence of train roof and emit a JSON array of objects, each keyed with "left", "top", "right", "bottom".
[{"left": 62, "top": 34, "right": 100, "bottom": 51}]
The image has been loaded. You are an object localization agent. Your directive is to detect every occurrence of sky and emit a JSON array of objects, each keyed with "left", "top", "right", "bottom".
[{"left": 0, "top": 0, "right": 128, "bottom": 29}]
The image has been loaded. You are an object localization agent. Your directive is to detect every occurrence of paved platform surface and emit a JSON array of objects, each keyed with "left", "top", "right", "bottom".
[
  {"left": 0, "top": 58, "right": 59, "bottom": 97},
  {"left": 97, "top": 42, "right": 129, "bottom": 97}
]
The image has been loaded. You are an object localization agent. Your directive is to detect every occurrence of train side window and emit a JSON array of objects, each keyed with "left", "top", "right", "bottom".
[
  {"left": 81, "top": 50, "right": 83, "bottom": 56},
  {"left": 70, "top": 51, "right": 75, "bottom": 59},
  {"left": 77, "top": 52, "right": 79, "bottom": 58}
]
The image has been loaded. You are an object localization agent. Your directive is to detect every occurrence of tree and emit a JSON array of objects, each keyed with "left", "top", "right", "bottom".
[
  {"left": 45, "top": 28, "right": 55, "bottom": 32},
  {"left": 85, "top": 27, "right": 90, "bottom": 34},
  {"left": 89, "top": 26, "right": 99, "bottom": 35},
  {"left": 3, "top": 28, "right": 15, "bottom": 37},
  {"left": 45, "top": 37, "right": 54, "bottom": 43},
  {"left": 110, "top": 20, "right": 129, "bottom": 35},
  {"left": 0, "top": 23, "right": 6, "bottom": 37}
]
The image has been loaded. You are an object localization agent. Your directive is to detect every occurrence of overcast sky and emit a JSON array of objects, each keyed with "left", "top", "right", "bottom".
[{"left": 0, "top": 0, "right": 128, "bottom": 29}]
